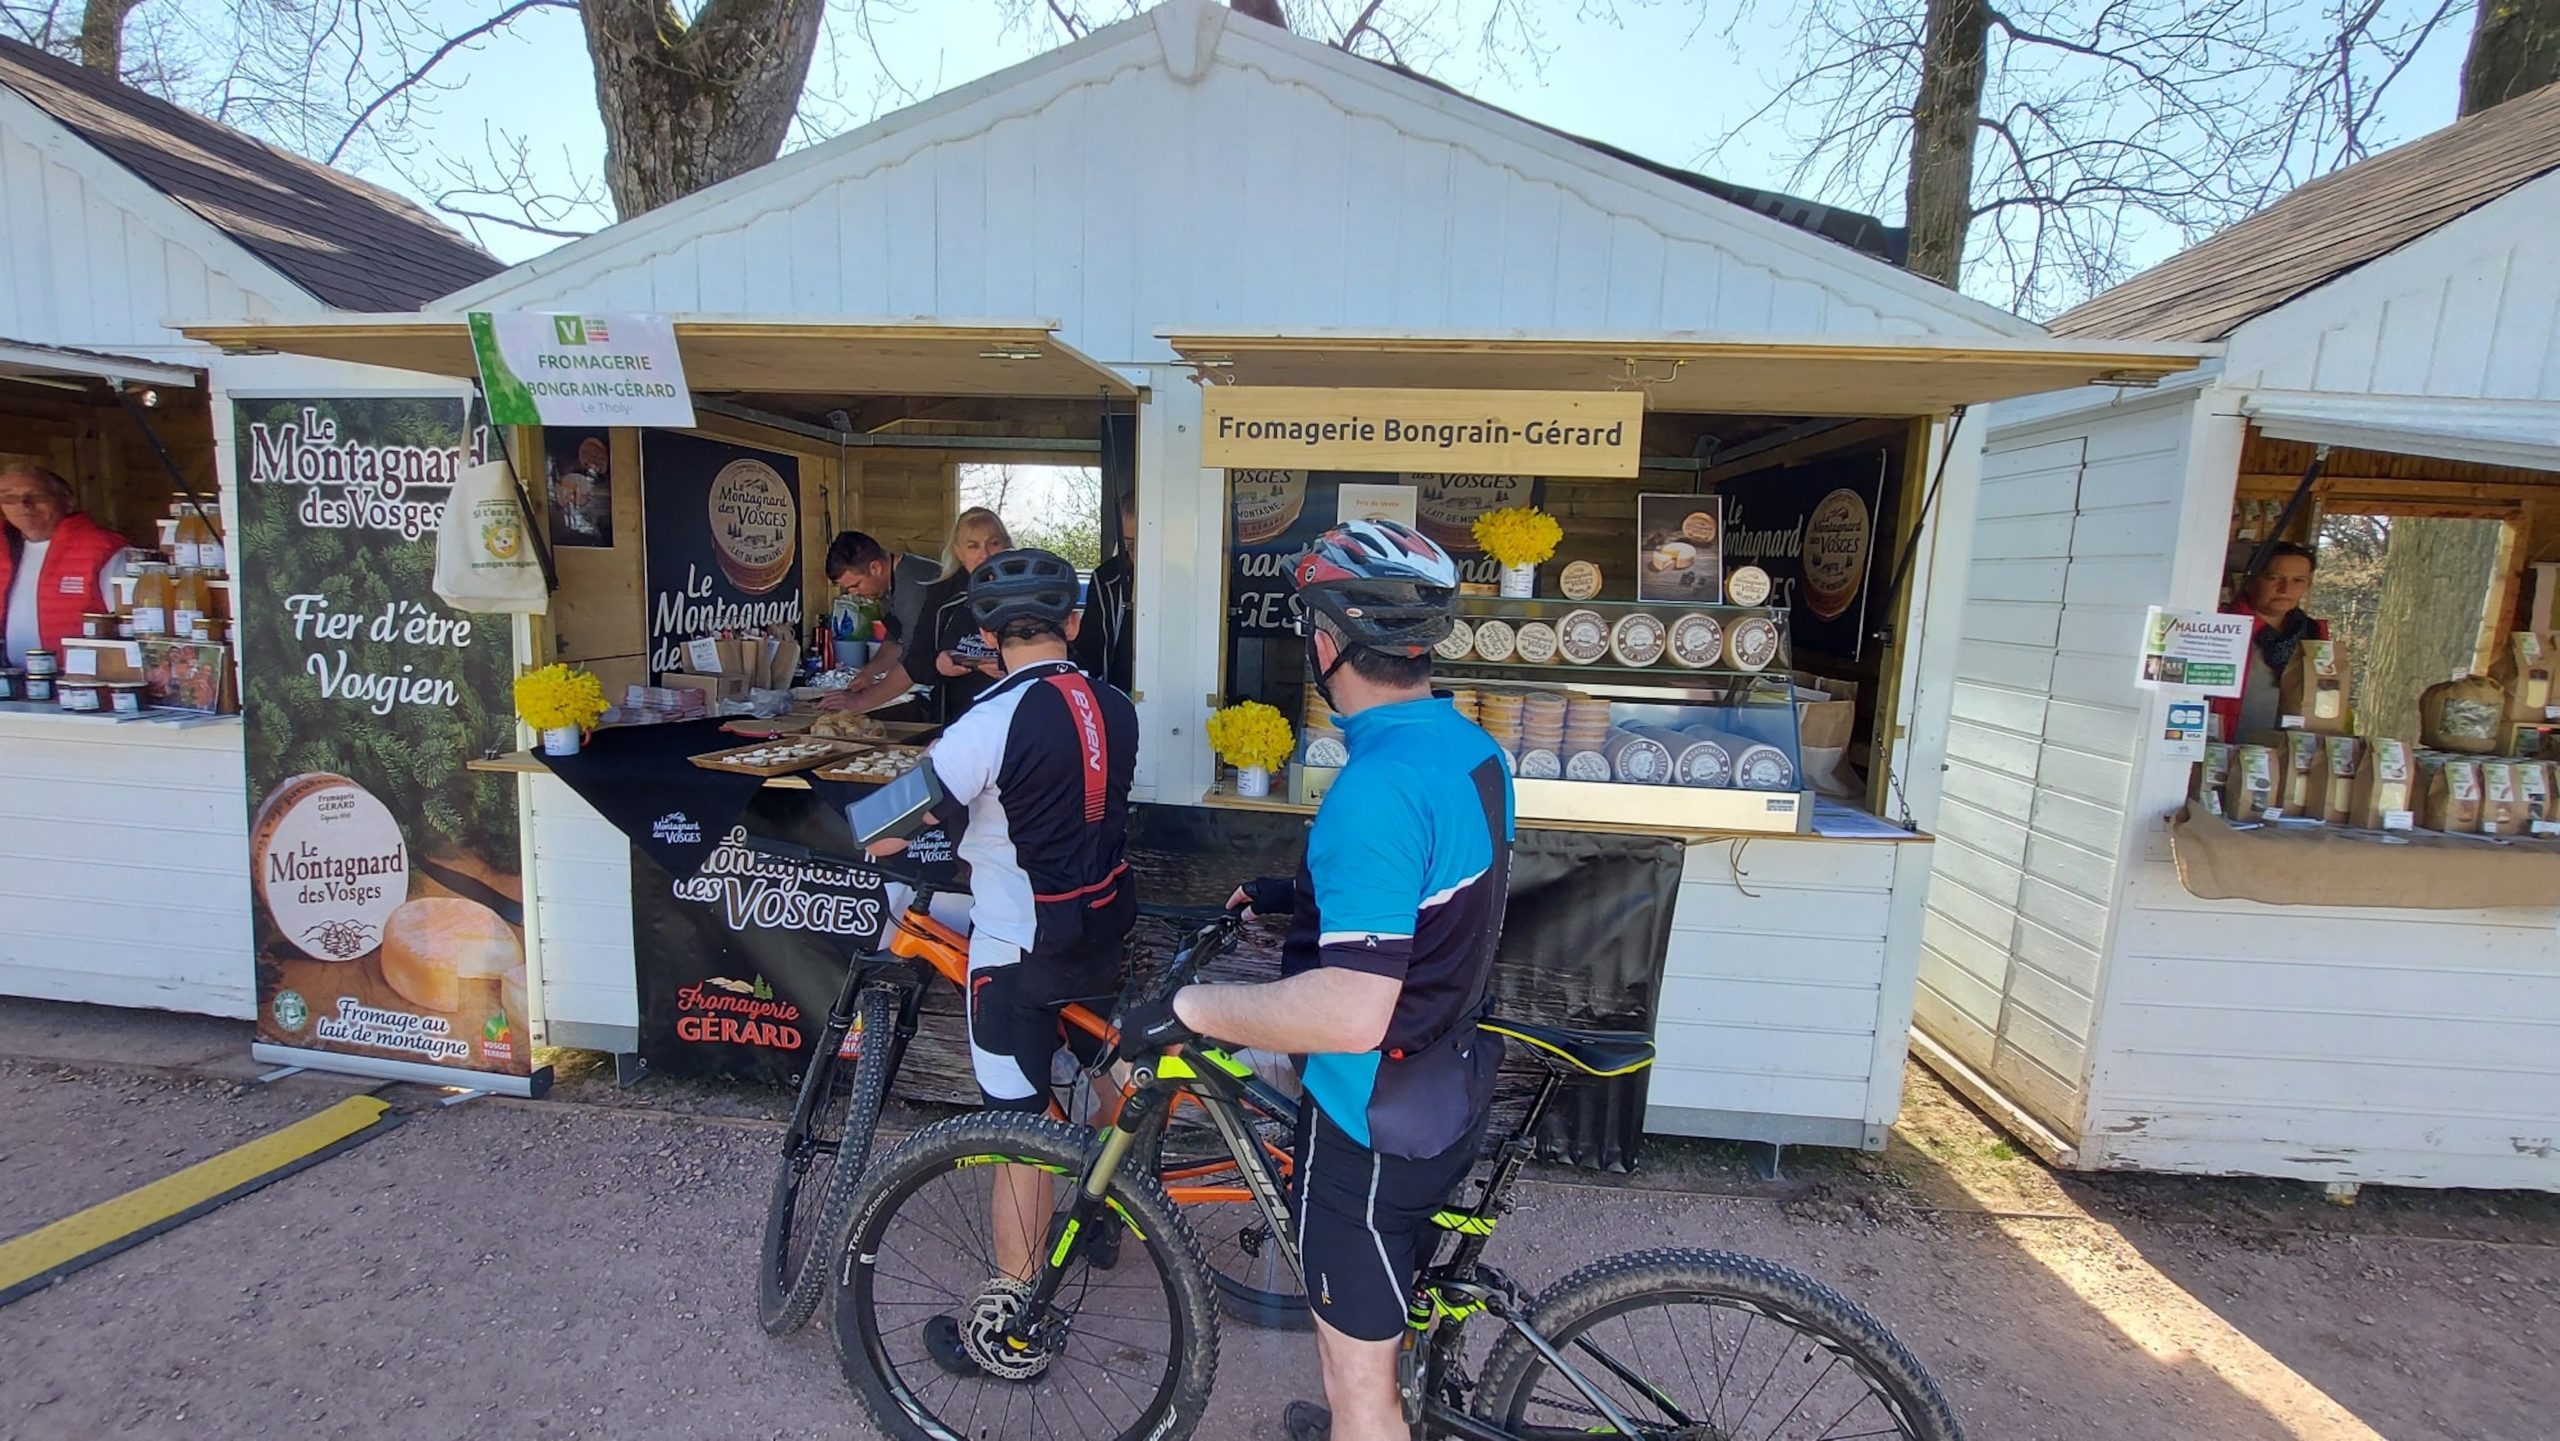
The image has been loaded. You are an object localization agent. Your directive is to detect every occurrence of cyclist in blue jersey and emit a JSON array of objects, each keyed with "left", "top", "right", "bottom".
[{"left": 1119, "top": 519, "right": 1514, "bottom": 1441}]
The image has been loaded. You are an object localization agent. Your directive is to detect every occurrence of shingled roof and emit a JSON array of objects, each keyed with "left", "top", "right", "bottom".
[
  {"left": 0, "top": 35, "right": 502, "bottom": 311},
  {"left": 2051, "top": 80, "right": 2560, "bottom": 342}
]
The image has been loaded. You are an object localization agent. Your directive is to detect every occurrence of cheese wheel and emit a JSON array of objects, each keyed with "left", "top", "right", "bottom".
[
  {"left": 380, "top": 897, "right": 522, "bottom": 1013},
  {"left": 250, "top": 772, "right": 410, "bottom": 963}
]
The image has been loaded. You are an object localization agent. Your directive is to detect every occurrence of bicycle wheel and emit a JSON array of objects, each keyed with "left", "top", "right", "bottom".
[
  {"left": 756, "top": 981, "right": 900, "bottom": 1335},
  {"left": 1473, "top": 1248, "right": 1965, "bottom": 1441},
  {"left": 836, "top": 1111, "right": 1220, "bottom": 1441},
  {"left": 1140, "top": 1088, "right": 1310, "bottom": 1331}
]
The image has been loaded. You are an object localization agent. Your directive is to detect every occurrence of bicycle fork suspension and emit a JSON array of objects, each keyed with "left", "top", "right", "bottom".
[{"left": 1008, "top": 1086, "right": 1161, "bottom": 1354}]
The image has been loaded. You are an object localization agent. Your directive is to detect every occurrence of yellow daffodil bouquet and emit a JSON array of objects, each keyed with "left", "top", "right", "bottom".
[
  {"left": 1472, "top": 506, "right": 1564, "bottom": 569},
  {"left": 1206, "top": 699, "right": 1296, "bottom": 773},
  {"left": 515, "top": 663, "right": 609, "bottom": 733}
]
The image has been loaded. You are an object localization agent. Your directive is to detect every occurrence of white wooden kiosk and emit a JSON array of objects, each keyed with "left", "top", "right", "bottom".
[
  {"left": 1920, "top": 87, "right": 2560, "bottom": 1191},
  {"left": 0, "top": 37, "right": 499, "bottom": 1017},
  {"left": 188, "top": 0, "right": 2196, "bottom": 1150}
]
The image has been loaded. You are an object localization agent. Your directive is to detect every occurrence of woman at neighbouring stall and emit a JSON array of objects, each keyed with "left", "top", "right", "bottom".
[
  {"left": 820, "top": 530, "right": 941, "bottom": 715},
  {"left": 2216, "top": 540, "right": 2328, "bottom": 739},
  {"left": 912, "top": 507, "right": 1015, "bottom": 719},
  {"left": 0, "top": 463, "right": 135, "bottom": 665}
]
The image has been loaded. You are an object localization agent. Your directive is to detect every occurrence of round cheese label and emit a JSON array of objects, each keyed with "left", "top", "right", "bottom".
[
  {"left": 707, "top": 459, "right": 798, "bottom": 596},
  {"left": 1727, "top": 615, "right": 1782, "bottom": 672},
  {"left": 1472, "top": 619, "right": 1517, "bottom": 662},
  {"left": 1610, "top": 612, "right": 1666, "bottom": 667},
  {"left": 1668, "top": 613, "right": 1724, "bottom": 668},
  {"left": 251, "top": 772, "right": 409, "bottom": 963},
  {"left": 1434, "top": 619, "right": 1476, "bottom": 661},
  {"left": 1231, "top": 470, "right": 1309, "bottom": 547},
  {"left": 1513, "top": 621, "right": 1560, "bottom": 664},
  {"left": 1727, "top": 565, "right": 1772, "bottom": 606},
  {"left": 1306, "top": 735, "right": 1349, "bottom": 768},
  {"left": 1558, "top": 561, "right": 1603, "bottom": 601},
  {"left": 1557, "top": 610, "right": 1609, "bottom": 664},
  {"left": 1518, "top": 748, "right": 1561, "bottom": 779},
  {"left": 1564, "top": 749, "right": 1613, "bottom": 782},
  {"left": 1680, "top": 509, "right": 1719, "bottom": 544},
  {"left": 1800, "top": 488, "right": 1872, "bottom": 621}
]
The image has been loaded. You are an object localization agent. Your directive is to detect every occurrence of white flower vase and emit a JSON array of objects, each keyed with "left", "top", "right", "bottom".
[
  {"left": 1499, "top": 563, "right": 1536, "bottom": 598},
  {"left": 542, "top": 726, "right": 583, "bottom": 757},
  {"left": 1234, "top": 765, "right": 1272, "bottom": 798}
]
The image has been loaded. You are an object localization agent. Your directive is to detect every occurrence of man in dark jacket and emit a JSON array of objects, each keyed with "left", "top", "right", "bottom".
[{"left": 1071, "top": 488, "right": 1135, "bottom": 692}]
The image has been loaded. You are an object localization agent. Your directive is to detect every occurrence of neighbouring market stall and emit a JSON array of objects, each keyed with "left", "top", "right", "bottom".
[
  {"left": 1918, "top": 82, "right": 2560, "bottom": 1193},
  {"left": 0, "top": 34, "right": 505, "bottom": 1018},
  {"left": 180, "top": 0, "right": 2199, "bottom": 1150}
]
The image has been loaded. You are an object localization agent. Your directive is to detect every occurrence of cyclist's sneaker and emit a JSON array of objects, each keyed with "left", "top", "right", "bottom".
[
  {"left": 1280, "top": 1399, "right": 1331, "bottom": 1440},
  {"left": 923, "top": 1278, "right": 1047, "bottom": 1383}
]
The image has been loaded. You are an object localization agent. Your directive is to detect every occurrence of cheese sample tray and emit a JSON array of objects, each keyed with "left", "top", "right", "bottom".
[
  {"left": 813, "top": 743, "right": 931, "bottom": 785},
  {"left": 689, "top": 738, "right": 862, "bottom": 776}
]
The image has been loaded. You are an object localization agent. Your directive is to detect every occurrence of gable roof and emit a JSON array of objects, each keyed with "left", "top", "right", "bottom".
[
  {"left": 0, "top": 35, "right": 501, "bottom": 311},
  {"left": 1366, "top": 59, "right": 1907, "bottom": 265},
  {"left": 2052, "top": 79, "right": 2560, "bottom": 342}
]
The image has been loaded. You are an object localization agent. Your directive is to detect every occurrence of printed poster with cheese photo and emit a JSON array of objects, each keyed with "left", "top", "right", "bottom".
[
  {"left": 1636, "top": 494, "right": 1724, "bottom": 604},
  {"left": 232, "top": 396, "right": 533, "bottom": 1085},
  {"left": 641, "top": 430, "right": 801, "bottom": 677}
]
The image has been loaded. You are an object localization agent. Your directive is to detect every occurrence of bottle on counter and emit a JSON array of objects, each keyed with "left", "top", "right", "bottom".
[
  {"left": 172, "top": 503, "right": 227, "bottom": 575},
  {"left": 130, "top": 561, "right": 175, "bottom": 638},
  {"left": 172, "top": 567, "right": 211, "bottom": 642}
]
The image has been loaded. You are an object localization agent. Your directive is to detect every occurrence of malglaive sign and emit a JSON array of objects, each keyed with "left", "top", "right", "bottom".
[{"left": 1202, "top": 387, "right": 1643, "bottom": 478}]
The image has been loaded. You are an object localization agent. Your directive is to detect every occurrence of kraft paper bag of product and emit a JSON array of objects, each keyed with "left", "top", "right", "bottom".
[
  {"left": 2277, "top": 639, "right": 2350, "bottom": 734},
  {"left": 2489, "top": 632, "right": 2558, "bottom": 722}
]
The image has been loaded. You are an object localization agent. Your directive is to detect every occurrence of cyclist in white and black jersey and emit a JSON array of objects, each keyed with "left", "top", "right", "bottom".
[{"left": 864, "top": 549, "right": 1140, "bottom": 1368}]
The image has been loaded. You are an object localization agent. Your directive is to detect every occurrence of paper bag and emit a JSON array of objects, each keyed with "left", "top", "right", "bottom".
[
  {"left": 2278, "top": 639, "right": 2349, "bottom": 734},
  {"left": 2422, "top": 757, "right": 2483, "bottom": 833},
  {"left": 2225, "top": 744, "right": 2276, "bottom": 822},
  {"left": 2310, "top": 734, "right": 2363, "bottom": 826},
  {"left": 2480, "top": 760, "right": 2526, "bottom": 836},
  {"left": 2349, "top": 738, "right": 2414, "bottom": 831},
  {"left": 2490, "top": 632, "right": 2558, "bottom": 721}
]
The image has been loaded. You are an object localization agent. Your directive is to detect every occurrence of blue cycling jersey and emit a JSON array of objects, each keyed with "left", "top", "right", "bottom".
[{"left": 1279, "top": 695, "right": 1515, "bottom": 1159}]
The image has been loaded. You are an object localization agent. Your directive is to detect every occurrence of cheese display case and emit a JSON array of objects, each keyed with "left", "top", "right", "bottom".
[{"left": 1292, "top": 595, "right": 1813, "bottom": 833}]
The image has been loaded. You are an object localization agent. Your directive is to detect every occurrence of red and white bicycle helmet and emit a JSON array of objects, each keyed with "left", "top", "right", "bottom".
[{"left": 1288, "top": 518, "right": 1461, "bottom": 658}]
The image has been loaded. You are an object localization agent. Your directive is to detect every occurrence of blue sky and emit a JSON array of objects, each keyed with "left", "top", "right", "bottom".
[{"left": 355, "top": 0, "right": 2472, "bottom": 302}]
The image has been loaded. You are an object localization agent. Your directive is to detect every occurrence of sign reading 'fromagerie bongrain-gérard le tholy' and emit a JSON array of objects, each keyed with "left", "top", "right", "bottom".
[{"left": 1202, "top": 387, "right": 1644, "bottom": 477}]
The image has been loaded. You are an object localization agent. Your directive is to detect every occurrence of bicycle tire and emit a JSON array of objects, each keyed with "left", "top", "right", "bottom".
[
  {"left": 1473, "top": 1247, "right": 1965, "bottom": 1441},
  {"left": 836, "top": 1111, "right": 1221, "bottom": 1441},
  {"left": 755, "top": 981, "right": 900, "bottom": 1335},
  {"left": 1134, "top": 1091, "right": 1312, "bottom": 1331}
]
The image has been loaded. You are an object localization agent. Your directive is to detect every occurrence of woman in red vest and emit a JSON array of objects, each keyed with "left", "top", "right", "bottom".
[
  {"left": 1, "top": 464, "right": 136, "bottom": 663},
  {"left": 2209, "top": 540, "right": 2329, "bottom": 741}
]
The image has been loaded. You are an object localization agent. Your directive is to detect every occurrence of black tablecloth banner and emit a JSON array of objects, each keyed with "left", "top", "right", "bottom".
[
  {"left": 1122, "top": 806, "right": 1683, "bottom": 1172},
  {"left": 540, "top": 720, "right": 771, "bottom": 880},
  {"left": 629, "top": 786, "right": 891, "bottom": 1086}
]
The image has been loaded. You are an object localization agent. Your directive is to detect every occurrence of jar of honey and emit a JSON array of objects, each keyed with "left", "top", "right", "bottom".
[
  {"left": 130, "top": 562, "right": 175, "bottom": 638},
  {"left": 173, "top": 567, "right": 211, "bottom": 642}
]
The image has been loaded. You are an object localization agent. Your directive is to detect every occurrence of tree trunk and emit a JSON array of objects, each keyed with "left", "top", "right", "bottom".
[
  {"left": 581, "top": 0, "right": 828, "bottom": 219},
  {"left": 2461, "top": 0, "right": 2560, "bottom": 116},
  {"left": 1902, "top": 0, "right": 1991, "bottom": 288},
  {"left": 77, "top": 0, "right": 144, "bottom": 75},
  {"left": 1230, "top": 0, "right": 1287, "bottom": 26},
  {"left": 2358, "top": 518, "right": 2504, "bottom": 742}
]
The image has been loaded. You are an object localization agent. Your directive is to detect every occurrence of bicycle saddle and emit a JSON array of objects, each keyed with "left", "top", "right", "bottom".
[{"left": 1480, "top": 1018, "right": 1654, "bottom": 1078}]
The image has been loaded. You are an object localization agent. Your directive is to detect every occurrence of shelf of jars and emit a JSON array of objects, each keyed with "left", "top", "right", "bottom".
[{"left": 1289, "top": 603, "right": 1812, "bottom": 835}]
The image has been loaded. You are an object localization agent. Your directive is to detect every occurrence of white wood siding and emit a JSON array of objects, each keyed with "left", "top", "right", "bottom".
[
  {"left": 523, "top": 774, "right": 639, "bottom": 1045},
  {"left": 2224, "top": 175, "right": 2560, "bottom": 403},
  {"left": 2086, "top": 856, "right": 2560, "bottom": 1189},
  {"left": 444, "top": 7, "right": 2028, "bottom": 360},
  {"left": 0, "top": 89, "right": 309, "bottom": 356},
  {"left": 0, "top": 713, "right": 254, "bottom": 1016},
  {"left": 1919, "top": 397, "right": 2194, "bottom": 1141},
  {"left": 1649, "top": 839, "right": 1913, "bottom": 1148}
]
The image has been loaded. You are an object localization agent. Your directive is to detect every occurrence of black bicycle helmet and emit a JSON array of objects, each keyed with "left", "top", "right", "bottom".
[
  {"left": 967, "top": 548, "right": 1081, "bottom": 631},
  {"left": 1288, "top": 518, "right": 1461, "bottom": 658}
]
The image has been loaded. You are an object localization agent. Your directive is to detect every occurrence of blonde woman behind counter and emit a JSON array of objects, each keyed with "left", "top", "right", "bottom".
[{"left": 821, "top": 507, "right": 1015, "bottom": 720}]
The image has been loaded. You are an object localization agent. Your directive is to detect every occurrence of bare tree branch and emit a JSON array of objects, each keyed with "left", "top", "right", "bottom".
[{"left": 325, "top": 0, "right": 571, "bottom": 164}]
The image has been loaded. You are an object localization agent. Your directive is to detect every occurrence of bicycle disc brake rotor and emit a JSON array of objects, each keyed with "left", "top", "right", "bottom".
[{"left": 965, "top": 1278, "right": 1054, "bottom": 1382}]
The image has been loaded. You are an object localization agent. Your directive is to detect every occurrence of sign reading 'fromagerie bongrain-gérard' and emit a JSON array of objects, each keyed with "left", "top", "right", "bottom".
[{"left": 1202, "top": 387, "right": 1644, "bottom": 477}]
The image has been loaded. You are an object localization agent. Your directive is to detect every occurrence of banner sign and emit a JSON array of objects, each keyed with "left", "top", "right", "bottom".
[
  {"left": 1716, "top": 448, "right": 1888, "bottom": 661},
  {"left": 1410, "top": 472, "right": 1539, "bottom": 555},
  {"left": 235, "top": 396, "right": 532, "bottom": 1084},
  {"left": 2138, "top": 606, "right": 2251, "bottom": 696},
  {"left": 468, "top": 311, "right": 695, "bottom": 428},
  {"left": 641, "top": 430, "right": 802, "bottom": 676},
  {"left": 1203, "top": 387, "right": 1643, "bottom": 478},
  {"left": 630, "top": 790, "right": 891, "bottom": 1085}
]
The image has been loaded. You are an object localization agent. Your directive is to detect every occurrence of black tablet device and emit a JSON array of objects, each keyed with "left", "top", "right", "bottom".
[{"left": 847, "top": 759, "right": 948, "bottom": 846}]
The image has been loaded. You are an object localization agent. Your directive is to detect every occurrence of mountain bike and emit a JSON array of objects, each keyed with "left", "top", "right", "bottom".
[
  {"left": 741, "top": 838, "right": 1304, "bottom": 1337},
  {"left": 831, "top": 909, "right": 1967, "bottom": 1441}
]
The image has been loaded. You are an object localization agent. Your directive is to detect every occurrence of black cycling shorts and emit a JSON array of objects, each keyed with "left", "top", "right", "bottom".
[
  {"left": 1291, "top": 1102, "right": 1486, "bottom": 1341},
  {"left": 964, "top": 933, "right": 1119, "bottom": 1112}
]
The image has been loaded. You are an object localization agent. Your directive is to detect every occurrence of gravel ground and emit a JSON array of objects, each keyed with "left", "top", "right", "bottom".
[{"left": 0, "top": 999, "right": 2554, "bottom": 1440}]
